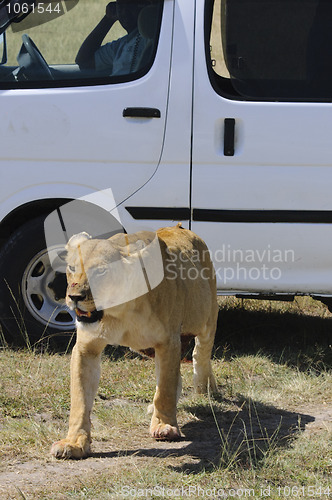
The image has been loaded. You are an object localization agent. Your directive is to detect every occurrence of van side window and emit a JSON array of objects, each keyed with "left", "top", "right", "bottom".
[
  {"left": 208, "top": 0, "right": 332, "bottom": 101},
  {"left": 0, "top": 0, "right": 163, "bottom": 89}
]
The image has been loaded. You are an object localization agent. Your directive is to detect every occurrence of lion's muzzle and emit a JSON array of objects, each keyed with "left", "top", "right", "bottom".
[
  {"left": 75, "top": 308, "right": 103, "bottom": 323},
  {"left": 67, "top": 292, "right": 103, "bottom": 323}
]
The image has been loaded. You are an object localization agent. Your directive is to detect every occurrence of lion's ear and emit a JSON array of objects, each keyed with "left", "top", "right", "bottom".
[{"left": 66, "top": 232, "right": 92, "bottom": 251}]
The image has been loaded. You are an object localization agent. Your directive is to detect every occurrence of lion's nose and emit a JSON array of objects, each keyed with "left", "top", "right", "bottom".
[{"left": 68, "top": 293, "right": 86, "bottom": 304}]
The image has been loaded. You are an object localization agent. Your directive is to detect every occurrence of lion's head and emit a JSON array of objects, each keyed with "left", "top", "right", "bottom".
[{"left": 65, "top": 231, "right": 164, "bottom": 323}]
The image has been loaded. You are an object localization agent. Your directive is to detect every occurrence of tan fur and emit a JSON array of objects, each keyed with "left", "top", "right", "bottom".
[{"left": 51, "top": 223, "right": 218, "bottom": 459}]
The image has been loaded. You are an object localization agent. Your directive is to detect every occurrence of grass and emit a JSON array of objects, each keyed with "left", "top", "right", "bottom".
[{"left": 0, "top": 296, "right": 331, "bottom": 498}]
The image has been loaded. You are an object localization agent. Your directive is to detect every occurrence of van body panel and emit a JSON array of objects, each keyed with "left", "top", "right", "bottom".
[{"left": 192, "top": 0, "right": 332, "bottom": 294}]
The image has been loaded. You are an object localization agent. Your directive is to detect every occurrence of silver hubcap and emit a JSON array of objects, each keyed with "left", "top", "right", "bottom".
[{"left": 22, "top": 247, "right": 75, "bottom": 330}]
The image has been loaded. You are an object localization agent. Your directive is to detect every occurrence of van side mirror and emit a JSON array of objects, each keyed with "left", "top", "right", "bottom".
[{"left": 0, "top": 32, "right": 7, "bottom": 65}]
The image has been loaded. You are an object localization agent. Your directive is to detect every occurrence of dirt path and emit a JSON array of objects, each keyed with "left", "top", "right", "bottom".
[{"left": 1, "top": 404, "right": 331, "bottom": 499}]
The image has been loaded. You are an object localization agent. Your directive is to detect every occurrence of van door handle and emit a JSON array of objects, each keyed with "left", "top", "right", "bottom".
[
  {"left": 123, "top": 107, "right": 161, "bottom": 118},
  {"left": 224, "top": 118, "right": 235, "bottom": 156}
]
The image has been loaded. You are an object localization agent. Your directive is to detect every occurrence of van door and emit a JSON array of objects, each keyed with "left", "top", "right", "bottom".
[
  {"left": 0, "top": 0, "right": 171, "bottom": 217},
  {"left": 192, "top": 0, "right": 332, "bottom": 296}
]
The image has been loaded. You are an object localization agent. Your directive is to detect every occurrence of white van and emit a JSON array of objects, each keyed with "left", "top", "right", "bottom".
[{"left": 0, "top": 0, "right": 332, "bottom": 342}]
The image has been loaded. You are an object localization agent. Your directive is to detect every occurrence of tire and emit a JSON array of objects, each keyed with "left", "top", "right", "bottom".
[{"left": 0, "top": 216, "right": 75, "bottom": 346}]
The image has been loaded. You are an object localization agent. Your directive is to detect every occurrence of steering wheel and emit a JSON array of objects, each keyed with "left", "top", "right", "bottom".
[{"left": 21, "top": 34, "right": 54, "bottom": 80}]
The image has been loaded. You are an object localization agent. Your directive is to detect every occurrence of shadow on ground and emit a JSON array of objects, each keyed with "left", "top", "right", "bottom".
[
  {"left": 214, "top": 305, "right": 332, "bottom": 370},
  {"left": 90, "top": 396, "right": 315, "bottom": 473}
]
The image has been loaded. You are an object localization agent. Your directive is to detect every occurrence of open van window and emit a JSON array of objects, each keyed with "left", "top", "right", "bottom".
[
  {"left": 208, "top": 0, "right": 332, "bottom": 101},
  {"left": 0, "top": 0, "right": 163, "bottom": 88}
]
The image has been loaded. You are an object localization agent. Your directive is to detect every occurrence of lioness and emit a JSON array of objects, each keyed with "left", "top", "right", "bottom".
[{"left": 51, "top": 223, "right": 218, "bottom": 459}]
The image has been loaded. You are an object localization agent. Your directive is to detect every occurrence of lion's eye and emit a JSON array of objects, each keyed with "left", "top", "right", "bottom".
[
  {"left": 68, "top": 265, "right": 75, "bottom": 273},
  {"left": 97, "top": 268, "right": 107, "bottom": 277}
]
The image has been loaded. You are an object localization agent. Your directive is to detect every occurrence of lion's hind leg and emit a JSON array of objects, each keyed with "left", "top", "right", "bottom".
[{"left": 192, "top": 326, "right": 217, "bottom": 394}]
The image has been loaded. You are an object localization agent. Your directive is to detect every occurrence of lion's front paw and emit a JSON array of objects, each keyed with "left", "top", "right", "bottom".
[
  {"left": 50, "top": 435, "right": 90, "bottom": 459},
  {"left": 150, "top": 423, "right": 181, "bottom": 441}
]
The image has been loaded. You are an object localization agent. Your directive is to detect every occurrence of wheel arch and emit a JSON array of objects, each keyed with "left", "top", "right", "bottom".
[
  {"left": 0, "top": 198, "right": 125, "bottom": 250},
  {"left": 0, "top": 199, "right": 70, "bottom": 249}
]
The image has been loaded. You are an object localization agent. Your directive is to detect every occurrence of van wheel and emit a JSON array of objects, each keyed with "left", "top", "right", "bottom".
[{"left": 0, "top": 216, "right": 75, "bottom": 346}]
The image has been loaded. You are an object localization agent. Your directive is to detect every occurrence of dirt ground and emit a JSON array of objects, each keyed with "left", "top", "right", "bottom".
[{"left": 1, "top": 402, "right": 331, "bottom": 499}]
